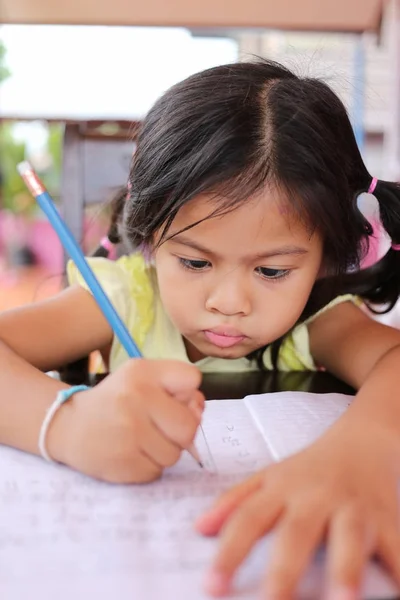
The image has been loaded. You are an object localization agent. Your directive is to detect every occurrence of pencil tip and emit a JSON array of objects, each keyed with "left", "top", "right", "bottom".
[{"left": 199, "top": 461, "right": 204, "bottom": 468}]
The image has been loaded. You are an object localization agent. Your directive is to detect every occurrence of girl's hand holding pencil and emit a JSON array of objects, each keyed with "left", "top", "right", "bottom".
[
  {"left": 17, "top": 161, "right": 205, "bottom": 478},
  {"left": 48, "top": 359, "right": 204, "bottom": 483}
]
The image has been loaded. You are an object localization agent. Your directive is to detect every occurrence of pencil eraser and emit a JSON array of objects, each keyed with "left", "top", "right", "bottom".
[{"left": 17, "top": 161, "right": 33, "bottom": 176}]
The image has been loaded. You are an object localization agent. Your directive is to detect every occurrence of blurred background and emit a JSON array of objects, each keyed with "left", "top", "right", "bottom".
[{"left": 0, "top": 0, "right": 398, "bottom": 319}]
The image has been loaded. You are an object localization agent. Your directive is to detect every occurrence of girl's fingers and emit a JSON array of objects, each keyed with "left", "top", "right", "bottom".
[
  {"left": 140, "top": 418, "right": 183, "bottom": 468},
  {"left": 203, "top": 489, "right": 282, "bottom": 597},
  {"left": 104, "top": 448, "right": 162, "bottom": 484},
  {"left": 326, "top": 503, "right": 374, "bottom": 600},
  {"left": 188, "top": 390, "right": 206, "bottom": 419},
  {"left": 149, "top": 388, "right": 200, "bottom": 449},
  {"left": 195, "top": 471, "right": 265, "bottom": 536},
  {"left": 262, "top": 500, "right": 327, "bottom": 599}
]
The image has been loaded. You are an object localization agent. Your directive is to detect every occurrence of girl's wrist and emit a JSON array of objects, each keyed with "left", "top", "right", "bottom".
[{"left": 45, "top": 390, "right": 84, "bottom": 465}]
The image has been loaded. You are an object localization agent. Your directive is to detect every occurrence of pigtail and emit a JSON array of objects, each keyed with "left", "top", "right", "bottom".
[
  {"left": 300, "top": 178, "right": 400, "bottom": 321},
  {"left": 92, "top": 186, "right": 127, "bottom": 257},
  {"left": 324, "top": 178, "right": 400, "bottom": 314}
]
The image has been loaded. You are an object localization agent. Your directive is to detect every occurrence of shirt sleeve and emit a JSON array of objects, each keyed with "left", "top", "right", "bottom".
[
  {"left": 263, "top": 294, "right": 363, "bottom": 372},
  {"left": 66, "top": 254, "right": 154, "bottom": 351},
  {"left": 304, "top": 294, "right": 363, "bottom": 326}
]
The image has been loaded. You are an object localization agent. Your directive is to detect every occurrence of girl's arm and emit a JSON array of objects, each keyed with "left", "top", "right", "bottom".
[
  {"left": 309, "top": 300, "right": 400, "bottom": 437},
  {"left": 0, "top": 287, "right": 203, "bottom": 483},
  {"left": 0, "top": 285, "right": 113, "bottom": 455},
  {"left": 0, "top": 285, "right": 113, "bottom": 371},
  {"left": 0, "top": 339, "right": 71, "bottom": 456}
]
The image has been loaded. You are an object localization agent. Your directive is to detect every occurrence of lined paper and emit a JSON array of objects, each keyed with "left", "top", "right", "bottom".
[
  {"left": 0, "top": 394, "right": 397, "bottom": 599},
  {"left": 244, "top": 391, "right": 352, "bottom": 460}
]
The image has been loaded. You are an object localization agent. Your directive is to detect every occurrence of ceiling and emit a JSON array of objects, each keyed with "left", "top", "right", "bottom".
[{"left": 1, "top": 0, "right": 385, "bottom": 33}]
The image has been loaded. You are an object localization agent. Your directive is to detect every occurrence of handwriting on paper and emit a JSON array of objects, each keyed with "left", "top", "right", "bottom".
[{"left": 0, "top": 400, "right": 270, "bottom": 581}]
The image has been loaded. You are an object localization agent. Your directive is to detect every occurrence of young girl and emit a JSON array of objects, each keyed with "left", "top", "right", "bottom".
[{"left": 1, "top": 58, "right": 400, "bottom": 599}]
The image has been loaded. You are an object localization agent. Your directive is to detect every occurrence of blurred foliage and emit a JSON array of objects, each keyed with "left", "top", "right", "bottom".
[
  {"left": 0, "top": 41, "right": 11, "bottom": 83},
  {"left": 0, "top": 122, "right": 64, "bottom": 215},
  {"left": 0, "top": 123, "right": 32, "bottom": 213}
]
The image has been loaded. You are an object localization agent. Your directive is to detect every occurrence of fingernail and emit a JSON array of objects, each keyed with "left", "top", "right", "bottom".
[
  {"left": 195, "top": 512, "right": 220, "bottom": 536},
  {"left": 204, "top": 569, "right": 230, "bottom": 596},
  {"left": 326, "top": 585, "right": 357, "bottom": 600}
]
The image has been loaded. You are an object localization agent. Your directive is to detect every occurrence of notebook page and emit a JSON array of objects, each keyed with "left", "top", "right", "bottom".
[
  {"left": 244, "top": 391, "right": 353, "bottom": 461},
  {"left": 0, "top": 400, "right": 272, "bottom": 600},
  {"left": 0, "top": 397, "right": 397, "bottom": 600}
]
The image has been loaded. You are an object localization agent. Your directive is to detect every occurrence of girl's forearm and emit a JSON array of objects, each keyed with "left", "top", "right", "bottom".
[
  {"left": 0, "top": 340, "right": 70, "bottom": 458},
  {"left": 336, "top": 344, "right": 400, "bottom": 456}
]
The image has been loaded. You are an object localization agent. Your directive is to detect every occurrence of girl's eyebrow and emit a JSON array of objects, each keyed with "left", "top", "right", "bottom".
[{"left": 170, "top": 234, "right": 309, "bottom": 259}]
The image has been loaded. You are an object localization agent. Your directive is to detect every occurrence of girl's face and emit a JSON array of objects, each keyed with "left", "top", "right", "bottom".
[{"left": 153, "top": 190, "right": 323, "bottom": 362}]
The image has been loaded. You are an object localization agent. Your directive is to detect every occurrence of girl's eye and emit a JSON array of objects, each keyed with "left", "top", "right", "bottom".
[
  {"left": 256, "top": 266, "right": 290, "bottom": 280},
  {"left": 179, "top": 258, "right": 210, "bottom": 271}
]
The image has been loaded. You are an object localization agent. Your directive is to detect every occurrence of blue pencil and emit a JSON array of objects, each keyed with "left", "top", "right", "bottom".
[
  {"left": 17, "top": 161, "right": 203, "bottom": 468},
  {"left": 17, "top": 161, "right": 141, "bottom": 358}
]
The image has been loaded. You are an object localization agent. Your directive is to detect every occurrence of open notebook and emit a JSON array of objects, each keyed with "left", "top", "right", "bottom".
[{"left": 0, "top": 392, "right": 398, "bottom": 600}]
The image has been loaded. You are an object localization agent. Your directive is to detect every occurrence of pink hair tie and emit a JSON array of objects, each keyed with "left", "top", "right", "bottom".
[
  {"left": 100, "top": 237, "right": 114, "bottom": 252},
  {"left": 368, "top": 177, "right": 378, "bottom": 194},
  {"left": 391, "top": 243, "right": 400, "bottom": 251}
]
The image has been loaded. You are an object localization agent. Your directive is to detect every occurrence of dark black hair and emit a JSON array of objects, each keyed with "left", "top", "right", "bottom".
[{"left": 78, "top": 58, "right": 400, "bottom": 372}]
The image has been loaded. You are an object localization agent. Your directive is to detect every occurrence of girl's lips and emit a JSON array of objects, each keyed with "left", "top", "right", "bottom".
[{"left": 204, "top": 329, "right": 245, "bottom": 348}]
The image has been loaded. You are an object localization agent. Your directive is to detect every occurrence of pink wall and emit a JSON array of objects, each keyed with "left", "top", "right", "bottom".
[
  {"left": 0, "top": 213, "right": 107, "bottom": 274},
  {"left": 28, "top": 219, "right": 64, "bottom": 272}
]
